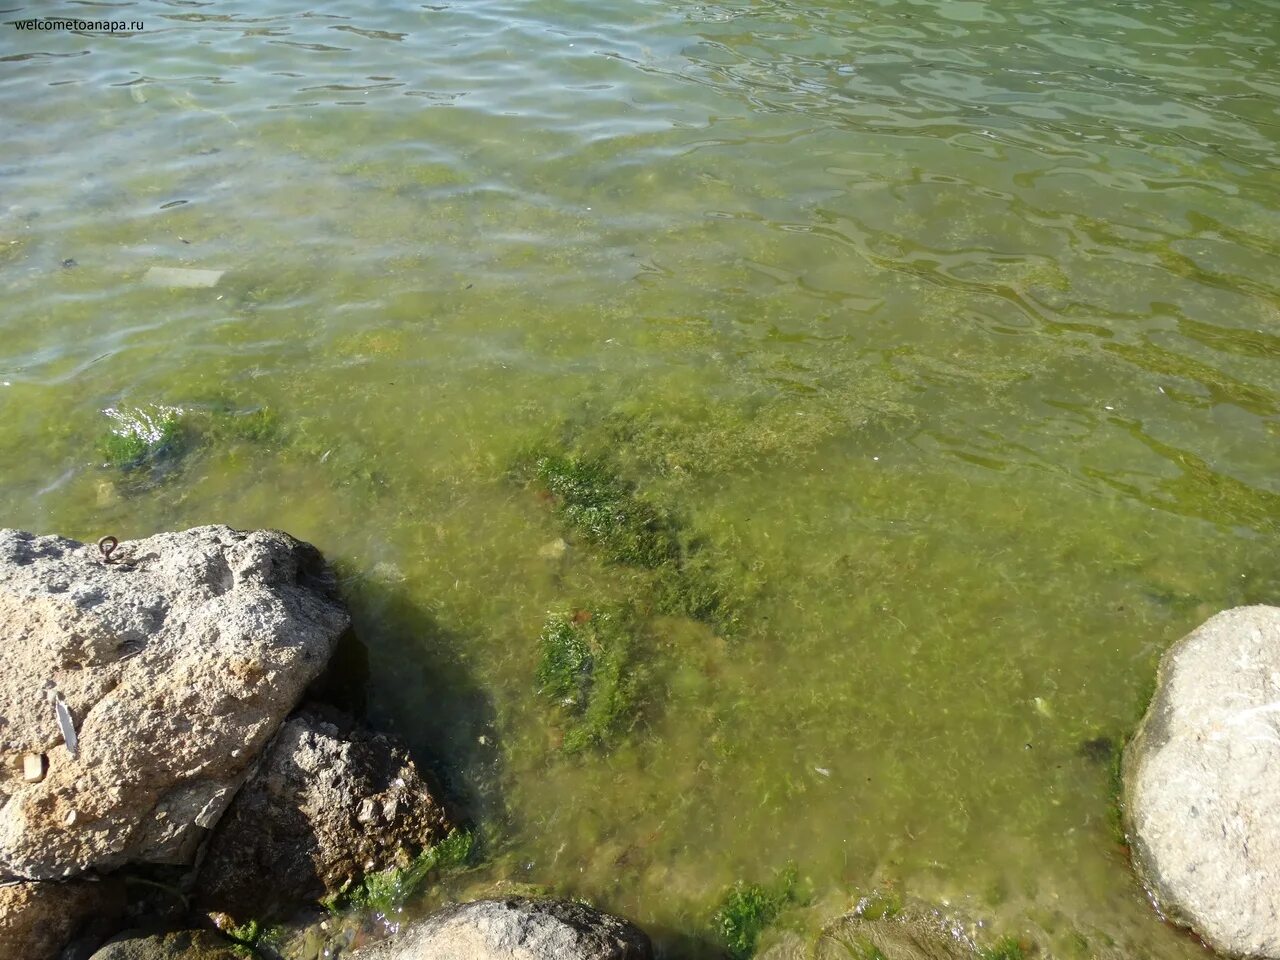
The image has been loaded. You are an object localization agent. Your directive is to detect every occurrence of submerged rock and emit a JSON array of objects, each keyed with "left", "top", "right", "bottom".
[
  {"left": 142, "top": 266, "right": 224, "bottom": 289},
  {"left": 197, "top": 708, "right": 452, "bottom": 920},
  {"left": 754, "top": 931, "right": 809, "bottom": 960},
  {"left": 349, "top": 897, "right": 653, "bottom": 960},
  {"left": 1123, "top": 605, "right": 1280, "bottom": 959},
  {"left": 810, "top": 893, "right": 1001, "bottom": 960},
  {"left": 89, "top": 929, "right": 241, "bottom": 960},
  {"left": 0, "top": 879, "right": 125, "bottom": 960},
  {"left": 0, "top": 525, "right": 348, "bottom": 880},
  {"left": 814, "top": 914, "right": 975, "bottom": 960}
]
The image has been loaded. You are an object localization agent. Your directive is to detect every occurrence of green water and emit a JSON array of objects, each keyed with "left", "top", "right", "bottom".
[{"left": 2, "top": 0, "right": 1278, "bottom": 955}]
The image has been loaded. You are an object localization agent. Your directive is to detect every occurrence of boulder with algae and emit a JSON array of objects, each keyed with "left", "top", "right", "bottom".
[{"left": 197, "top": 707, "right": 452, "bottom": 921}]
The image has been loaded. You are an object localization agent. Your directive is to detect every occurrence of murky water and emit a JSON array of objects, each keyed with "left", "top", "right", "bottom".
[{"left": 2, "top": 0, "right": 1277, "bottom": 956}]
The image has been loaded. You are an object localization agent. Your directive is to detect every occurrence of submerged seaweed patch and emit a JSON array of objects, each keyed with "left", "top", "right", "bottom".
[
  {"left": 537, "top": 607, "right": 643, "bottom": 754},
  {"left": 100, "top": 404, "right": 187, "bottom": 470},
  {"left": 714, "top": 864, "right": 800, "bottom": 960},
  {"left": 98, "top": 399, "right": 283, "bottom": 490},
  {"left": 534, "top": 454, "right": 681, "bottom": 568},
  {"left": 516, "top": 450, "right": 745, "bottom": 633},
  {"left": 206, "top": 403, "right": 282, "bottom": 444},
  {"left": 336, "top": 828, "right": 475, "bottom": 914},
  {"left": 1106, "top": 739, "right": 1129, "bottom": 848}
]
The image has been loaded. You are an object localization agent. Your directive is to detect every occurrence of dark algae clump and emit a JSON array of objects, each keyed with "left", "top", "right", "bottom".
[
  {"left": 516, "top": 422, "right": 765, "bottom": 759},
  {"left": 534, "top": 453, "right": 681, "bottom": 568},
  {"left": 536, "top": 607, "right": 643, "bottom": 754},
  {"left": 714, "top": 864, "right": 800, "bottom": 959},
  {"left": 536, "top": 611, "right": 596, "bottom": 704},
  {"left": 516, "top": 447, "right": 747, "bottom": 634}
]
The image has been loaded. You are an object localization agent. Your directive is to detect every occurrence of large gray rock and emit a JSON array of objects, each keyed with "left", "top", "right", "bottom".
[
  {"left": 350, "top": 897, "right": 653, "bottom": 960},
  {"left": 197, "top": 708, "right": 452, "bottom": 921},
  {"left": 1124, "top": 605, "right": 1280, "bottom": 959},
  {"left": 0, "top": 879, "right": 125, "bottom": 960},
  {"left": 0, "top": 526, "right": 348, "bottom": 880}
]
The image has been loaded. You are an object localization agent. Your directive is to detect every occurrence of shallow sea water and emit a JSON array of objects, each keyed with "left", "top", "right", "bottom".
[{"left": 1, "top": 0, "right": 1278, "bottom": 956}]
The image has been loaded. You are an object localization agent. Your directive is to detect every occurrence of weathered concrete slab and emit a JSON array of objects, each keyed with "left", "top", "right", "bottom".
[{"left": 143, "top": 266, "right": 224, "bottom": 288}]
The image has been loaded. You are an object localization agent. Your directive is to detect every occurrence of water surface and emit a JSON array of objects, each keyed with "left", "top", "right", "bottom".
[{"left": 1, "top": 0, "right": 1278, "bottom": 956}]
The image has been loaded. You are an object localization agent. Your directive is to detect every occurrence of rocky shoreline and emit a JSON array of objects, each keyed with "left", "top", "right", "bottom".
[
  {"left": 0, "top": 525, "right": 655, "bottom": 960},
  {"left": 2, "top": 525, "right": 1276, "bottom": 960}
]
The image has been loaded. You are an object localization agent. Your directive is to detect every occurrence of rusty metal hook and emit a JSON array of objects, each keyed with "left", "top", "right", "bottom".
[{"left": 98, "top": 536, "right": 119, "bottom": 564}]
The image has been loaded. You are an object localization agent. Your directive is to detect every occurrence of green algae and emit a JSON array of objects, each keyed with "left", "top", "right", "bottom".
[
  {"left": 100, "top": 404, "right": 188, "bottom": 471},
  {"left": 853, "top": 891, "right": 904, "bottom": 922},
  {"left": 516, "top": 450, "right": 746, "bottom": 633},
  {"left": 843, "top": 943, "right": 890, "bottom": 960},
  {"left": 337, "top": 829, "right": 476, "bottom": 915},
  {"left": 223, "top": 918, "right": 262, "bottom": 948},
  {"left": 537, "top": 607, "right": 643, "bottom": 754},
  {"left": 715, "top": 865, "right": 800, "bottom": 960},
  {"left": 532, "top": 454, "right": 681, "bottom": 568},
  {"left": 551, "top": 345, "right": 915, "bottom": 487},
  {"left": 537, "top": 612, "right": 596, "bottom": 705},
  {"left": 206, "top": 404, "right": 282, "bottom": 445},
  {"left": 97, "top": 399, "right": 285, "bottom": 492}
]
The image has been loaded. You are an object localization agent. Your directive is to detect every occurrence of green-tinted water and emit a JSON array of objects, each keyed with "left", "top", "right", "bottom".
[{"left": 2, "top": 0, "right": 1277, "bottom": 955}]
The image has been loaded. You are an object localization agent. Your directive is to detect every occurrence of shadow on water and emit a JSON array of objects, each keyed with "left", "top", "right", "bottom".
[
  {"left": 326, "top": 566, "right": 511, "bottom": 840},
  {"left": 647, "top": 925, "right": 732, "bottom": 960},
  {"left": 306, "top": 626, "right": 372, "bottom": 718}
]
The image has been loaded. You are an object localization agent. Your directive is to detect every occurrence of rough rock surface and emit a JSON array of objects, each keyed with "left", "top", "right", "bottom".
[
  {"left": 0, "top": 879, "right": 125, "bottom": 960},
  {"left": 197, "top": 707, "right": 451, "bottom": 920},
  {"left": 1123, "top": 605, "right": 1280, "bottom": 959},
  {"left": 89, "top": 929, "right": 242, "bottom": 960},
  {"left": 350, "top": 897, "right": 653, "bottom": 960},
  {"left": 812, "top": 909, "right": 979, "bottom": 960},
  {"left": 0, "top": 526, "right": 348, "bottom": 880}
]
